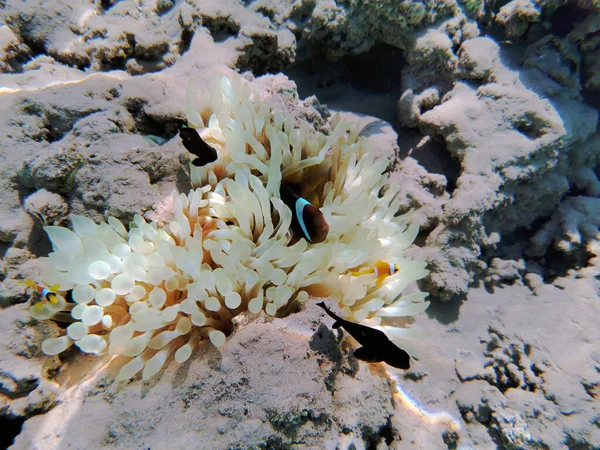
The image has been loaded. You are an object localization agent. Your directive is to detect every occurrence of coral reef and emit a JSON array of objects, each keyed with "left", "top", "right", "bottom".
[
  {"left": 1, "top": 0, "right": 600, "bottom": 448},
  {"left": 399, "top": 30, "right": 599, "bottom": 300}
]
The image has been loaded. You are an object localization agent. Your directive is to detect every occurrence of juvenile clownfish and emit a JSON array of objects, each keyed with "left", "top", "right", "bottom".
[
  {"left": 19, "top": 280, "right": 61, "bottom": 312},
  {"left": 179, "top": 127, "right": 218, "bottom": 167},
  {"left": 280, "top": 182, "right": 329, "bottom": 244},
  {"left": 350, "top": 260, "right": 400, "bottom": 287},
  {"left": 317, "top": 302, "right": 410, "bottom": 369}
]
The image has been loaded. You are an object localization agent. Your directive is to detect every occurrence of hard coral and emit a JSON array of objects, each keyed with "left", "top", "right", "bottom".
[{"left": 31, "top": 75, "right": 430, "bottom": 381}]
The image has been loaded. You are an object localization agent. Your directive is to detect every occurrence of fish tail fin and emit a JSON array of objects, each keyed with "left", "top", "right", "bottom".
[
  {"left": 350, "top": 268, "right": 373, "bottom": 276},
  {"left": 376, "top": 274, "right": 387, "bottom": 286},
  {"left": 19, "top": 279, "right": 36, "bottom": 289},
  {"left": 316, "top": 302, "right": 342, "bottom": 322}
]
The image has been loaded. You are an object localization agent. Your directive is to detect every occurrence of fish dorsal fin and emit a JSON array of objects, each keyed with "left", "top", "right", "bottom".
[{"left": 354, "top": 346, "right": 384, "bottom": 363}]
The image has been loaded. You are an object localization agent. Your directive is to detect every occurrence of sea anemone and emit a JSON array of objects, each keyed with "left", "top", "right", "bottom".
[{"left": 29, "top": 74, "right": 430, "bottom": 381}]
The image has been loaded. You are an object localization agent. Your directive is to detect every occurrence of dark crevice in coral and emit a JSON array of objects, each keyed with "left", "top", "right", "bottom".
[
  {"left": 26, "top": 212, "right": 54, "bottom": 257},
  {"left": 179, "top": 28, "right": 194, "bottom": 55},
  {"left": 201, "top": 15, "right": 240, "bottom": 43},
  {"left": 550, "top": 3, "right": 590, "bottom": 38},
  {"left": 20, "top": 33, "right": 47, "bottom": 61},
  {"left": 537, "top": 244, "right": 594, "bottom": 283},
  {"left": 565, "top": 435, "right": 595, "bottom": 450},
  {"left": 0, "top": 242, "right": 10, "bottom": 264},
  {"left": 582, "top": 89, "right": 600, "bottom": 128},
  {"left": 156, "top": 0, "right": 174, "bottom": 16},
  {"left": 443, "top": 430, "right": 459, "bottom": 449},
  {"left": 100, "top": 0, "right": 116, "bottom": 12},
  {"left": 380, "top": 419, "right": 395, "bottom": 446},
  {"left": 19, "top": 99, "right": 102, "bottom": 143},
  {"left": 13, "top": 24, "right": 90, "bottom": 71},
  {"left": 124, "top": 98, "right": 182, "bottom": 141},
  {"left": 255, "top": 6, "right": 275, "bottom": 21},
  {"left": 285, "top": 42, "right": 405, "bottom": 126},
  {"left": 398, "top": 131, "right": 459, "bottom": 195},
  {"left": 236, "top": 33, "right": 286, "bottom": 76},
  {"left": 364, "top": 418, "right": 395, "bottom": 449},
  {"left": 482, "top": 199, "right": 596, "bottom": 284},
  {"left": 0, "top": 415, "right": 25, "bottom": 449},
  {"left": 424, "top": 293, "right": 465, "bottom": 324},
  {"left": 288, "top": 1, "right": 314, "bottom": 27}
]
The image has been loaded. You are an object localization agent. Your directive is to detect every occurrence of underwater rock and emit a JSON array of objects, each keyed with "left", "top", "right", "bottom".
[
  {"left": 524, "top": 35, "right": 582, "bottom": 95},
  {"left": 404, "top": 27, "right": 459, "bottom": 92},
  {"left": 0, "top": 305, "right": 60, "bottom": 418},
  {"left": 457, "top": 36, "right": 499, "bottom": 81},
  {"left": 455, "top": 350, "right": 487, "bottom": 382},
  {"left": 0, "top": 24, "right": 26, "bottom": 72},
  {"left": 236, "top": 27, "right": 297, "bottom": 75},
  {"left": 527, "top": 195, "right": 600, "bottom": 274},
  {"left": 495, "top": 0, "right": 541, "bottom": 40},
  {"left": 307, "top": 0, "right": 460, "bottom": 59},
  {"left": 19, "top": 148, "right": 84, "bottom": 194},
  {"left": 23, "top": 189, "right": 69, "bottom": 226},
  {"left": 0, "top": 0, "right": 92, "bottom": 69},
  {"left": 403, "top": 30, "right": 598, "bottom": 300},
  {"left": 490, "top": 406, "right": 532, "bottom": 449}
]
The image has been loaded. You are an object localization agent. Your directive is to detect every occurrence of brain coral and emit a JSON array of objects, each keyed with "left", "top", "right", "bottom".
[{"left": 30, "top": 75, "right": 430, "bottom": 381}]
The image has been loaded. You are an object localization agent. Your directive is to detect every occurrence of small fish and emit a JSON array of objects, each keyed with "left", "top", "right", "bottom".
[
  {"left": 20, "top": 280, "right": 61, "bottom": 312},
  {"left": 350, "top": 260, "right": 400, "bottom": 286},
  {"left": 179, "top": 127, "right": 218, "bottom": 167},
  {"left": 280, "top": 182, "right": 329, "bottom": 244},
  {"left": 316, "top": 302, "right": 410, "bottom": 369}
]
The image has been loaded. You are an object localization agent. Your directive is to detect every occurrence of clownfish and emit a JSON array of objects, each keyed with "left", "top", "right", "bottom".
[
  {"left": 350, "top": 260, "right": 400, "bottom": 286},
  {"left": 317, "top": 302, "right": 410, "bottom": 369},
  {"left": 179, "top": 127, "right": 218, "bottom": 167},
  {"left": 280, "top": 182, "right": 329, "bottom": 244},
  {"left": 19, "top": 280, "right": 61, "bottom": 312}
]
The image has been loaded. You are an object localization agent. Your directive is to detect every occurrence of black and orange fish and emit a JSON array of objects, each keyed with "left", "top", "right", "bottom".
[{"left": 280, "top": 182, "right": 329, "bottom": 244}]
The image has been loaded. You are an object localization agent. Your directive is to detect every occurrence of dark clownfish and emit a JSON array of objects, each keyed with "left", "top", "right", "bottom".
[
  {"left": 179, "top": 127, "right": 218, "bottom": 167},
  {"left": 317, "top": 302, "right": 410, "bottom": 370},
  {"left": 280, "top": 182, "right": 329, "bottom": 244}
]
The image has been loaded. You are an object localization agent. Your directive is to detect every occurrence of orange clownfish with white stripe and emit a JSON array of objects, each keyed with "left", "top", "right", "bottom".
[
  {"left": 350, "top": 260, "right": 401, "bottom": 286},
  {"left": 20, "top": 280, "right": 61, "bottom": 312}
]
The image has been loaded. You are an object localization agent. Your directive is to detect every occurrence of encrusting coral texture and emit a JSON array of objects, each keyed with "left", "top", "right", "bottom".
[{"left": 30, "top": 75, "right": 430, "bottom": 381}]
